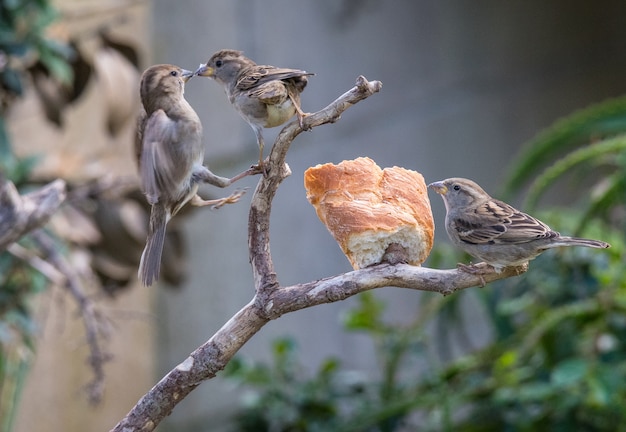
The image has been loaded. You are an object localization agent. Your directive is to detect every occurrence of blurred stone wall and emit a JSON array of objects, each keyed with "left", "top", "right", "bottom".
[{"left": 6, "top": 1, "right": 626, "bottom": 431}]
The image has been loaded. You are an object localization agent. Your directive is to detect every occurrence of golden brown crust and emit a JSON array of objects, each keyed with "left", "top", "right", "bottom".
[{"left": 304, "top": 157, "right": 434, "bottom": 269}]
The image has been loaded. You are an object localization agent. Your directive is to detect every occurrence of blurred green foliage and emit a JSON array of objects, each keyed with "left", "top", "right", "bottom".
[
  {"left": 502, "top": 95, "right": 626, "bottom": 235},
  {"left": 0, "top": 0, "right": 72, "bottom": 430},
  {"left": 224, "top": 96, "right": 626, "bottom": 431}
]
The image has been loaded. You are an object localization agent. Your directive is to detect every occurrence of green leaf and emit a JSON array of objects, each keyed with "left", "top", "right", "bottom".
[
  {"left": 318, "top": 358, "right": 340, "bottom": 377},
  {"left": 12, "top": 155, "right": 41, "bottom": 184},
  {"left": 343, "top": 292, "right": 386, "bottom": 332},
  {"left": 524, "top": 135, "right": 626, "bottom": 209},
  {"left": 551, "top": 358, "right": 588, "bottom": 388},
  {"left": 576, "top": 173, "right": 626, "bottom": 233},
  {"left": 495, "top": 382, "right": 555, "bottom": 403},
  {"left": 503, "top": 95, "right": 626, "bottom": 197},
  {"left": 3, "top": 0, "right": 21, "bottom": 11},
  {"left": 0, "top": 67, "right": 23, "bottom": 95},
  {"left": 588, "top": 376, "right": 610, "bottom": 407},
  {"left": 272, "top": 337, "right": 296, "bottom": 357},
  {"left": 37, "top": 44, "right": 73, "bottom": 84},
  {"left": 0, "top": 40, "right": 30, "bottom": 57},
  {"left": 615, "top": 290, "right": 626, "bottom": 309},
  {"left": 0, "top": 117, "right": 17, "bottom": 178},
  {"left": 517, "top": 382, "right": 556, "bottom": 401},
  {"left": 495, "top": 350, "right": 517, "bottom": 370},
  {"left": 0, "top": 118, "right": 12, "bottom": 158}
]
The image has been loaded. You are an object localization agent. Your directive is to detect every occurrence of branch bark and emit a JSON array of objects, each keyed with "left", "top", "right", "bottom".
[
  {"left": 110, "top": 76, "right": 527, "bottom": 431},
  {"left": 0, "top": 178, "right": 66, "bottom": 250}
]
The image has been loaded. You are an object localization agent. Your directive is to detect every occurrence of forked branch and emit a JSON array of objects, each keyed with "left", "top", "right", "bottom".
[
  {"left": 110, "top": 76, "right": 526, "bottom": 432},
  {"left": 0, "top": 178, "right": 66, "bottom": 250}
]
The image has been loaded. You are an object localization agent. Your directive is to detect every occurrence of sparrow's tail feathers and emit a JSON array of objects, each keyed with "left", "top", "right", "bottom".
[
  {"left": 138, "top": 205, "right": 169, "bottom": 286},
  {"left": 559, "top": 236, "right": 610, "bottom": 249}
]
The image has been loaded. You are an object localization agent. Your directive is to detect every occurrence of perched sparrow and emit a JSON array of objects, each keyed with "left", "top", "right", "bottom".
[
  {"left": 194, "top": 49, "right": 313, "bottom": 168},
  {"left": 428, "top": 177, "right": 610, "bottom": 272},
  {"left": 136, "top": 64, "right": 247, "bottom": 286}
]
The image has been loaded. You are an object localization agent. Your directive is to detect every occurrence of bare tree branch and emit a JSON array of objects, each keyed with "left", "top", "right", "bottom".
[
  {"left": 110, "top": 76, "right": 527, "bottom": 431},
  {"left": 266, "top": 263, "right": 527, "bottom": 317},
  {"left": 0, "top": 178, "right": 66, "bottom": 251},
  {"left": 32, "top": 230, "right": 113, "bottom": 405},
  {"left": 1, "top": 176, "right": 122, "bottom": 404},
  {"left": 111, "top": 263, "right": 524, "bottom": 431}
]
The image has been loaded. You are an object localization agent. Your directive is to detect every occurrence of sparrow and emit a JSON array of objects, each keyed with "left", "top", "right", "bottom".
[
  {"left": 136, "top": 64, "right": 248, "bottom": 286},
  {"left": 428, "top": 177, "right": 610, "bottom": 273},
  {"left": 194, "top": 49, "right": 313, "bottom": 168}
]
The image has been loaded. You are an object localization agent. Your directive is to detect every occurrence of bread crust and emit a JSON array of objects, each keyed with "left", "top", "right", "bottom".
[{"left": 304, "top": 157, "right": 434, "bottom": 269}]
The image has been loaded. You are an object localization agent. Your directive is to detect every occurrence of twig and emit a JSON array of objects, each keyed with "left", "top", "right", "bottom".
[
  {"left": 64, "top": 174, "right": 138, "bottom": 205},
  {"left": 32, "top": 230, "right": 112, "bottom": 405},
  {"left": 0, "top": 179, "right": 66, "bottom": 251},
  {"left": 7, "top": 243, "right": 66, "bottom": 285},
  {"left": 110, "top": 76, "right": 526, "bottom": 431},
  {"left": 9, "top": 229, "right": 112, "bottom": 403}
]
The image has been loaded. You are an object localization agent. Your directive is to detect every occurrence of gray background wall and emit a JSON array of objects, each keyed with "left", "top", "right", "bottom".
[{"left": 149, "top": 1, "right": 626, "bottom": 430}]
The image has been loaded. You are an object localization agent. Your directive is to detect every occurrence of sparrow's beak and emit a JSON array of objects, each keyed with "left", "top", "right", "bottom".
[
  {"left": 181, "top": 69, "right": 194, "bottom": 83},
  {"left": 428, "top": 181, "right": 448, "bottom": 195},
  {"left": 194, "top": 63, "right": 214, "bottom": 77}
]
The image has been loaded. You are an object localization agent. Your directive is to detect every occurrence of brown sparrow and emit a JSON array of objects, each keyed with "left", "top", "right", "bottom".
[
  {"left": 194, "top": 49, "right": 313, "bottom": 168},
  {"left": 136, "top": 64, "right": 248, "bottom": 286},
  {"left": 429, "top": 177, "right": 610, "bottom": 272}
]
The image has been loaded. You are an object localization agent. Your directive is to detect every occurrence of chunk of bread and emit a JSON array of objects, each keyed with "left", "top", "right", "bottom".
[{"left": 304, "top": 157, "right": 434, "bottom": 269}]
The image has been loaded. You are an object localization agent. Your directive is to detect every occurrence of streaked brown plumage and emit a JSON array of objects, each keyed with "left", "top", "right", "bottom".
[
  {"left": 428, "top": 177, "right": 610, "bottom": 272},
  {"left": 136, "top": 64, "right": 245, "bottom": 286},
  {"left": 194, "top": 49, "right": 313, "bottom": 167}
]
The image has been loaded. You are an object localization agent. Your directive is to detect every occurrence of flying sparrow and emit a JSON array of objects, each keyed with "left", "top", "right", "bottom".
[
  {"left": 428, "top": 177, "right": 610, "bottom": 273},
  {"left": 194, "top": 49, "right": 313, "bottom": 169},
  {"left": 136, "top": 64, "right": 252, "bottom": 286}
]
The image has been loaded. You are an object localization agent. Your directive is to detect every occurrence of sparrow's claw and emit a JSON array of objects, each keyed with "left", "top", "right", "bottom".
[
  {"left": 456, "top": 262, "right": 488, "bottom": 287},
  {"left": 190, "top": 189, "right": 248, "bottom": 210},
  {"left": 248, "top": 164, "right": 265, "bottom": 177},
  {"left": 211, "top": 188, "right": 248, "bottom": 210},
  {"left": 254, "top": 156, "right": 270, "bottom": 177},
  {"left": 297, "top": 111, "right": 312, "bottom": 130}
]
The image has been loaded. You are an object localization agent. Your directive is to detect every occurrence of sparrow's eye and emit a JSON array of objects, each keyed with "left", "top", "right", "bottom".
[
  {"left": 170, "top": 70, "right": 178, "bottom": 77},
  {"left": 215, "top": 60, "right": 223, "bottom": 67},
  {"left": 453, "top": 184, "right": 461, "bottom": 191}
]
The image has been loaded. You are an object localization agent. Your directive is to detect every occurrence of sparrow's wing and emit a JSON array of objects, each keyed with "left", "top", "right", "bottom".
[
  {"left": 453, "top": 199, "right": 556, "bottom": 245},
  {"left": 500, "top": 204, "right": 557, "bottom": 242},
  {"left": 135, "top": 108, "right": 147, "bottom": 166},
  {"left": 139, "top": 109, "right": 179, "bottom": 205},
  {"left": 236, "top": 65, "right": 313, "bottom": 92},
  {"left": 247, "top": 80, "right": 289, "bottom": 104}
]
